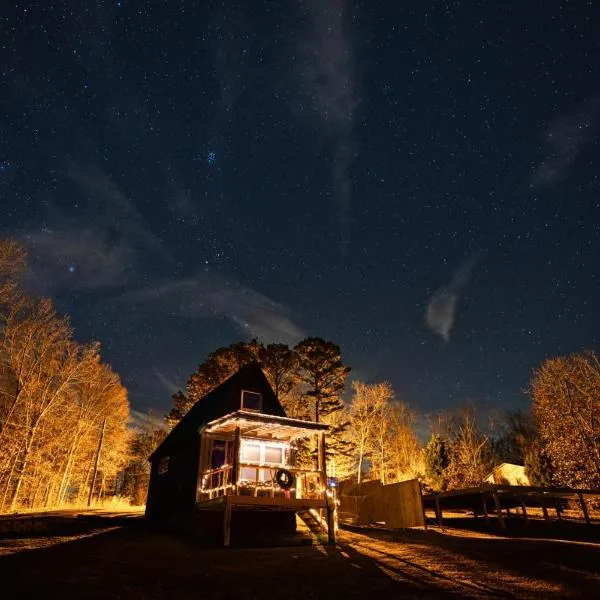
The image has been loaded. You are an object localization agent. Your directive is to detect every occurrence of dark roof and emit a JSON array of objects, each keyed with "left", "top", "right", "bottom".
[{"left": 149, "top": 361, "right": 286, "bottom": 461}]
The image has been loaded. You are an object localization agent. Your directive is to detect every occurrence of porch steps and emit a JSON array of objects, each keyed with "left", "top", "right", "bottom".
[{"left": 298, "top": 509, "right": 326, "bottom": 537}]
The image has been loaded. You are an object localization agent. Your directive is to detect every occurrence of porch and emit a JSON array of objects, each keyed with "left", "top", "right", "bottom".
[{"left": 195, "top": 411, "right": 336, "bottom": 546}]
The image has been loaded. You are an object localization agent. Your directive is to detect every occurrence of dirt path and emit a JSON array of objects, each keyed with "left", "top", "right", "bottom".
[{"left": 1, "top": 519, "right": 599, "bottom": 598}]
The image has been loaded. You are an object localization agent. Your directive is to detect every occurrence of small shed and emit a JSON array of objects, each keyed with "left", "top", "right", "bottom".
[
  {"left": 145, "top": 362, "right": 334, "bottom": 545},
  {"left": 485, "top": 463, "right": 530, "bottom": 486}
]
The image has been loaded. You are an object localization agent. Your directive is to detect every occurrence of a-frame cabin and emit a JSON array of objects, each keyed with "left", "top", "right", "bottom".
[{"left": 146, "top": 362, "right": 335, "bottom": 546}]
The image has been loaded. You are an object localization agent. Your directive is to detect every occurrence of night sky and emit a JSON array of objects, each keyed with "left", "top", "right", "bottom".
[{"left": 2, "top": 2, "right": 599, "bottom": 417}]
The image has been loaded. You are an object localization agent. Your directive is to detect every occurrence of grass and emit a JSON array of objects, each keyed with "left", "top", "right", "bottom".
[{"left": 1, "top": 511, "right": 599, "bottom": 598}]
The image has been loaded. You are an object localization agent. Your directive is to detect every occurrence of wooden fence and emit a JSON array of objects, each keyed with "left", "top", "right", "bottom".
[{"left": 338, "top": 478, "right": 425, "bottom": 529}]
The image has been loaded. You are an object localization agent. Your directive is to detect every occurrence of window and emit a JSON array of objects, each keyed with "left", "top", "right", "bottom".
[
  {"left": 241, "top": 443, "right": 261, "bottom": 462},
  {"left": 264, "top": 446, "right": 283, "bottom": 464},
  {"left": 239, "top": 466, "right": 271, "bottom": 483},
  {"left": 158, "top": 456, "right": 169, "bottom": 475},
  {"left": 241, "top": 390, "right": 262, "bottom": 412},
  {"left": 211, "top": 440, "right": 227, "bottom": 469},
  {"left": 240, "top": 440, "right": 286, "bottom": 466}
]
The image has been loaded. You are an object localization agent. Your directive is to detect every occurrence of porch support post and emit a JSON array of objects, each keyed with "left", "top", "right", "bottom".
[
  {"left": 326, "top": 503, "right": 336, "bottom": 545},
  {"left": 223, "top": 496, "right": 232, "bottom": 547},
  {"left": 318, "top": 432, "right": 327, "bottom": 491},
  {"left": 318, "top": 432, "right": 335, "bottom": 545},
  {"left": 232, "top": 427, "right": 241, "bottom": 495},
  {"left": 198, "top": 433, "right": 209, "bottom": 500}
]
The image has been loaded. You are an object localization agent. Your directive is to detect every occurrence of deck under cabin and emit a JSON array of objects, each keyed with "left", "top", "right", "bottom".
[{"left": 195, "top": 410, "right": 335, "bottom": 546}]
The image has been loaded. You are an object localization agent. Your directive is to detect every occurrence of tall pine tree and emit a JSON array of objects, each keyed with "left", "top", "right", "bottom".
[{"left": 294, "top": 337, "right": 350, "bottom": 423}]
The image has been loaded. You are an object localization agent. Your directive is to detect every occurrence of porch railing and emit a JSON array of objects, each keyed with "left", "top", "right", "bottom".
[{"left": 198, "top": 463, "right": 325, "bottom": 501}]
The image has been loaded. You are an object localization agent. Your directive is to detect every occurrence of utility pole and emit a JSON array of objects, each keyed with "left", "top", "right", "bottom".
[{"left": 88, "top": 418, "right": 107, "bottom": 508}]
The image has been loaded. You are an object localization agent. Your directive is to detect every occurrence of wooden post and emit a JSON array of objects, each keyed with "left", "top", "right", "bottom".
[
  {"left": 326, "top": 504, "right": 336, "bottom": 545},
  {"left": 318, "top": 432, "right": 335, "bottom": 543},
  {"left": 87, "top": 418, "right": 106, "bottom": 508},
  {"left": 520, "top": 498, "right": 529, "bottom": 524},
  {"left": 318, "top": 432, "right": 327, "bottom": 488},
  {"left": 232, "top": 427, "right": 241, "bottom": 495},
  {"left": 419, "top": 482, "right": 428, "bottom": 530},
  {"left": 578, "top": 492, "right": 591, "bottom": 524},
  {"left": 223, "top": 497, "right": 232, "bottom": 547},
  {"left": 492, "top": 492, "right": 505, "bottom": 529},
  {"left": 555, "top": 498, "right": 562, "bottom": 520},
  {"left": 481, "top": 494, "right": 489, "bottom": 524},
  {"left": 540, "top": 497, "right": 549, "bottom": 521},
  {"left": 435, "top": 496, "right": 443, "bottom": 526}
]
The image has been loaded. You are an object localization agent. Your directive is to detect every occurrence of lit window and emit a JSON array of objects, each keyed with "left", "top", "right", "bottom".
[
  {"left": 241, "top": 443, "right": 260, "bottom": 462},
  {"left": 240, "top": 466, "right": 270, "bottom": 483},
  {"left": 264, "top": 446, "right": 283, "bottom": 464},
  {"left": 158, "top": 456, "right": 169, "bottom": 475},
  {"left": 241, "top": 390, "right": 262, "bottom": 412},
  {"left": 240, "top": 466, "right": 258, "bottom": 481}
]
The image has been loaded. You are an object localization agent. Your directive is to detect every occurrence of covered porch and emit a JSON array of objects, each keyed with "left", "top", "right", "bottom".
[{"left": 196, "top": 411, "right": 335, "bottom": 546}]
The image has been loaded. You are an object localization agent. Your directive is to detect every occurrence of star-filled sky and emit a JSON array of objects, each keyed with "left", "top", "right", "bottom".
[{"left": 2, "top": 1, "right": 599, "bottom": 416}]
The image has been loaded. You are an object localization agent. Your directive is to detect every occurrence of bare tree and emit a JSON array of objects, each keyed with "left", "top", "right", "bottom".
[{"left": 531, "top": 351, "right": 600, "bottom": 487}]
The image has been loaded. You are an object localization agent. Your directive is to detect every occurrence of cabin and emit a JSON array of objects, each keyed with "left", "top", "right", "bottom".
[
  {"left": 146, "top": 362, "right": 335, "bottom": 546},
  {"left": 485, "top": 463, "right": 530, "bottom": 486}
]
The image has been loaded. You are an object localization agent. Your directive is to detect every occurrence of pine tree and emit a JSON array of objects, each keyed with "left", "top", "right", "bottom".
[
  {"left": 258, "top": 343, "right": 297, "bottom": 403},
  {"left": 294, "top": 337, "right": 350, "bottom": 423},
  {"left": 422, "top": 434, "right": 449, "bottom": 491}
]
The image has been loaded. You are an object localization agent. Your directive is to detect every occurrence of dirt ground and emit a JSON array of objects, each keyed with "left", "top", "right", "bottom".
[{"left": 1, "top": 512, "right": 600, "bottom": 599}]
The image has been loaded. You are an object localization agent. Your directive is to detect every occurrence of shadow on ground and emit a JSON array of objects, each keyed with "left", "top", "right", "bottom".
[
  {"left": 343, "top": 524, "right": 600, "bottom": 598},
  {"left": 1, "top": 514, "right": 600, "bottom": 598}
]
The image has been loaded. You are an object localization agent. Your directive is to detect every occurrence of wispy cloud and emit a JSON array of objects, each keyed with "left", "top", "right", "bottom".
[
  {"left": 299, "top": 0, "right": 358, "bottom": 256},
  {"left": 22, "top": 161, "right": 174, "bottom": 293},
  {"left": 425, "top": 252, "right": 484, "bottom": 342},
  {"left": 24, "top": 228, "right": 133, "bottom": 293},
  {"left": 66, "top": 161, "right": 173, "bottom": 262},
  {"left": 119, "top": 272, "right": 305, "bottom": 344},
  {"left": 532, "top": 95, "right": 600, "bottom": 187},
  {"left": 128, "top": 409, "right": 168, "bottom": 432},
  {"left": 153, "top": 368, "right": 182, "bottom": 395}
]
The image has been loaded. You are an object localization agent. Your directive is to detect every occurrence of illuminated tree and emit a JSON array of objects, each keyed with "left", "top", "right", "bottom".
[
  {"left": 346, "top": 381, "right": 382, "bottom": 482},
  {"left": 524, "top": 443, "right": 554, "bottom": 487},
  {"left": 530, "top": 351, "right": 600, "bottom": 488},
  {"left": 445, "top": 405, "right": 494, "bottom": 488},
  {"left": 0, "top": 238, "right": 131, "bottom": 513},
  {"left": 385, "top": 401, "right": 422, "bottom": 482}
]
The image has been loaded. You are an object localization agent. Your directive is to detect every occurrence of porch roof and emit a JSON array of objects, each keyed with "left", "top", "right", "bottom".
[{"left": 200, "top": 410, "right": 329, "bottom": 441}]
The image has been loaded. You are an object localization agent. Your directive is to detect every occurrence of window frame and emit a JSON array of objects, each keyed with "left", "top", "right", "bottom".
[
  {"left": 240, "top": 389, "right": 263, "bottom": 412},
  {"left": 157, "top": 456, "right": 169, "bottom": 476},
  {"left": 239, "top": 439, "right": 287, "bottom": 466}
]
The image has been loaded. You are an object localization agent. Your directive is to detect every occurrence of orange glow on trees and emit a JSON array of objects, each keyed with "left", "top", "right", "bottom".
[
  {"left": 530, "top": 351, "right": 600, "bottom": 488},
  {"left": 0, "top": 239, "right": 130, "bottom": 512}
]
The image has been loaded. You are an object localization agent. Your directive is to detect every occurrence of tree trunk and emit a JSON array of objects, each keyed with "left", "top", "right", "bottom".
[{"left": 0, "top": 452, "right": 19, "bottom": 512}]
